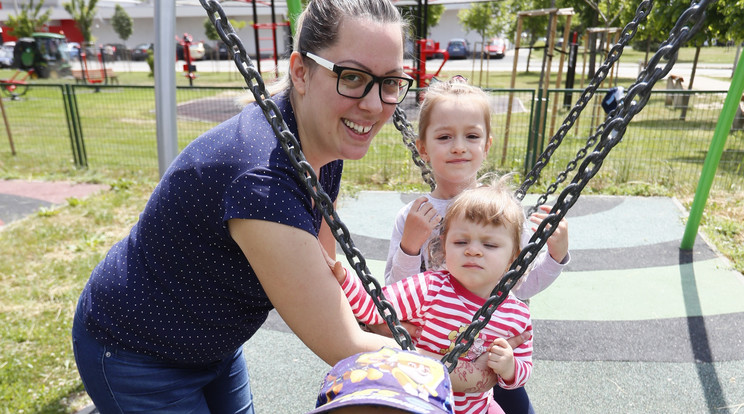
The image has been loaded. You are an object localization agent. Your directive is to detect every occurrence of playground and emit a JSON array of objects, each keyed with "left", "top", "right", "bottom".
[
  {"left": 2, "top": 0, "right": 744, "bottom": 412},
  {"left": 1, "top": 182, "right": 742, "bottom": 413}
]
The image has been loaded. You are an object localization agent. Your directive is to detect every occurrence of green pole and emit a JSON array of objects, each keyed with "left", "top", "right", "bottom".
[
  {"left": 286, "top": 0, "right": 303, "bottom": 36},
  {"left": 680, "top": 50, "right": 744, "bottom": 249}
]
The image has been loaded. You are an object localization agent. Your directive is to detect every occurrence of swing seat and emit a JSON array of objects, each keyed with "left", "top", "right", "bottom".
[{"left": 72, "top": 68, "right": 119, "bottom": 85}]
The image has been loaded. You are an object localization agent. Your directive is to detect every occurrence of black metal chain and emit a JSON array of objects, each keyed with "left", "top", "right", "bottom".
[
  {"left": 515, "top": 0, "right": 652, "bottom": 209},
  {"left": 440, "top": 0, "right": 711, "bottom": 372},
  {"left": 392, "top": 106, "right": 437, "bottom": 191},
  {"left": 199, "top": 0, "right": 414, "bottom": 350}
]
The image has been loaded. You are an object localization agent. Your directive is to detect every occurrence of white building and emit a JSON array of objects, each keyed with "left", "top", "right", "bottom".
[{"left": 0, "top": 1, "right": 487, "bottom": 57}]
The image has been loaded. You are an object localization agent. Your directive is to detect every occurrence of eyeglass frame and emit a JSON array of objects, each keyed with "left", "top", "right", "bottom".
[{"left": 301, "top": 51, "right": 413, "bottom": 105}]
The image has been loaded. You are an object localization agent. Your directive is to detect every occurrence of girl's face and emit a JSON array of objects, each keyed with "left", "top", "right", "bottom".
[
  {"left": 292, "top": 17, "right": 405, "bottom": 169},
  {"left": 417, "top": 97, "right": 492, "bottom": 198},
  {"left": 443, "top": 215, "right": 517, "bottom": 298}
]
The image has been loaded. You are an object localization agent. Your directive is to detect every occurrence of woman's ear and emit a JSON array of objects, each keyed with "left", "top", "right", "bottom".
[{"left": 289, "top": 51, "right": 308, "bottom": 95}]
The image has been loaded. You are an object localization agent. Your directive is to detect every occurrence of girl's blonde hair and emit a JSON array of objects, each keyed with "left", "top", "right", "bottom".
[
  {"left": 417, "top": 76, "right": 492, "bottom": 144},
  {"left": 428, "top": 173, "right": 524, "bottom": 269}
]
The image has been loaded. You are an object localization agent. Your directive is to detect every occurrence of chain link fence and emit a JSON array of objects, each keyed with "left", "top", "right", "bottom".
[{"left": 1, "top": 83, "right": 741, "bottom": 192}]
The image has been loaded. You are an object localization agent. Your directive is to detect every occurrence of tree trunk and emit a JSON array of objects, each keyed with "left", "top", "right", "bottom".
[
  {"left": 688, "top": 44, "right": 701, "bottom": 90},
  {"left": 679, "top": 44, "right": 701, "bottom": 121}
]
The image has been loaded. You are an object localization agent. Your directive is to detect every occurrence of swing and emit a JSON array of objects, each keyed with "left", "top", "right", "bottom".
[{"left": 199, "top": 0, "right": 713, "bottom": 372}]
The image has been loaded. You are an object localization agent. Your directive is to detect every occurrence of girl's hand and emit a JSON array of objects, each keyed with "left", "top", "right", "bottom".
[
  {"left": 530, "top": 205, "right": 569, "bottom": 263},
  {"left": 487, "top": 338, "right": 516, "bottom": 382},
  {"left": 400, "top": 196, "right": 441, "bottom": 256}
]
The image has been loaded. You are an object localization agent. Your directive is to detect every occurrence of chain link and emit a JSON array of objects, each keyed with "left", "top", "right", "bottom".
[
  {"left": 200, "top": 0, "right": 414, "bottom": 350},
  {"left": 515, "top": 0, "right": 652, "bottom": 210},
  {"left": 392, "top": 106, "right": 437, "bottom": 191},
  {"left": 440, "top": 0, "right": 711, "bottom": 372}
]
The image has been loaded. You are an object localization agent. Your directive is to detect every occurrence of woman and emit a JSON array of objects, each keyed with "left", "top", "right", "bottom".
[{"left": 72, "top": 1, "right": 501, "bottom": 412}]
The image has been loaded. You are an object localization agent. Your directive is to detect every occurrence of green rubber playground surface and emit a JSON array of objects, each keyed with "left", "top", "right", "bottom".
[
  {"left": 5, "top": 183, "right": 741, "bottom": 413},
  {"left": 247, "top": 192, "right": 744, "bottom": 413}
]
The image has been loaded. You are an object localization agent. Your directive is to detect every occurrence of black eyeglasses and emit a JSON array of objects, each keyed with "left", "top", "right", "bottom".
[{"left": 302, "top": 51, "right": 413, "bottom": 105}]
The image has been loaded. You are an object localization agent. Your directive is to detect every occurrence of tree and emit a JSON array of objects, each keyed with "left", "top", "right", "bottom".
[
  {"left": 4, "top": 0, "right": 52, "bottom": 39},
  {"left": 63, "top": 0, "right": 99, "bottom": 45},
  {"left": 203, "top": 17, "right": 246, "bottom": 60},
  {"left": 459, "top": 3, "right": 493, "bottom": 45},
  {"left": 398, "top": 4, "right": 445, "bottom": 38},
  {"left": 203, "top": 17, "right": 246, "bottom": 43},
  {"left": 502, "top": 0, "right": 553, "bottom": 73},
  {"left": 459, "top": 2, "right": 509, "bottom": 57},
  {"left": 111, "top": 4, "right": 132, "bottom": 43}
]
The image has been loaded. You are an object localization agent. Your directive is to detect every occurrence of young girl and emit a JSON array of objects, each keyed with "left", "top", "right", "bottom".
[
  {"left": 384, "top": 76, "right": 570, "bottom": 289},
  {"left": 384, "top": 77, "right": 570, "bottom": 414},
  {"left": 332, "top": 175, "right": 532, "bottom": 414}
]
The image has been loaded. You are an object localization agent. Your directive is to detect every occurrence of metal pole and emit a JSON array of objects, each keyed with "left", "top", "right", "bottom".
[
  {"left": 286, "top": 0, "right": 303, "bottom": 36},
  {"left": 252, "top": 0, "right": 261, "bottom": 75},
  {"left": 0, "top": 93, "right": 15, "bottom": 155},
  {"left": 154, "top": 0, "right": 178, "bottom": 177},
  {"left": 681, "top": 50, "right": 744, "bottom": 249}
]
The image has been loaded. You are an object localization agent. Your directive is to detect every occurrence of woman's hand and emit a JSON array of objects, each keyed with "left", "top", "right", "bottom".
[
  {"left": 365, "top": 321, "right": 422, "bottom": 340},
  {"left": 399, "top": 196, "right": 441, "bottom": 256},
  {"left": 530, "top": 205, "right": 569, "bottom": 263}
]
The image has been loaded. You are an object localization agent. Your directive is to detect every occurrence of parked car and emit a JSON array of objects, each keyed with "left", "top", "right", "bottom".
[
  {"left": 446, "top": 38, "right": 469, "bottom": 59},
  {"left": 176, "top": 40, "right": 205, "bottom": 61},
  {"left": 103, "top": 43, "right": 128, "bottom": 61},
  {"left": 66, "top": 42, "right": 80, "bottom": 59},
  {"left": 484, "top": 37, "right": 506, "bottom": 59},
  {"left": 0, "top": 42, "right": 16, "bottom": 67},
  {"left": 217, "top": 41, "right": 230, "bottom": 60},
  {"left": 131, "top": 43, "right": 152, "bottom": 61},
  {"left": 67, "top": 42, "right": 101, "bottom": 61}
]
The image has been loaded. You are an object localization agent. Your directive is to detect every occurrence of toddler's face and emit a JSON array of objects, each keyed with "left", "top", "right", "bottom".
[{"left": 443, "top": 216, "right": 516, "bottom": 298}]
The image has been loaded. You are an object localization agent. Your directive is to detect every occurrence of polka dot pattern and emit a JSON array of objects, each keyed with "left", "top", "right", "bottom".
[{"left": 78, "top": 93, "right": 343, "bottom": 364}]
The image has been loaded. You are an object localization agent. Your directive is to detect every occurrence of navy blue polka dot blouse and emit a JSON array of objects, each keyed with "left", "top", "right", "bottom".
[{"left": 78, "top": 93, "right": 343, "bottom": 364}]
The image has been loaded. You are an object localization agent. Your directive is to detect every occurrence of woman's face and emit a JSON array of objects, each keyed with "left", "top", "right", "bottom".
[{"left": 293, "top": 17, "right": 405, "bottom": 167}]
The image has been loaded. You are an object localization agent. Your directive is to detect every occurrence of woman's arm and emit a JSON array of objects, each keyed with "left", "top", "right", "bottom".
[
  {"left": 418, "top": 349, "right": 498, "bottom": 393},
  {"left": 229, "top": 218, "right": 398, "bottom": 365}
]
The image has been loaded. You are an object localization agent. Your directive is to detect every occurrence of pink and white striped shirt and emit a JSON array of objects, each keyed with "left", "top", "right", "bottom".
[{"left": 341, "top": 269, "right": 533, "bottom": 414}]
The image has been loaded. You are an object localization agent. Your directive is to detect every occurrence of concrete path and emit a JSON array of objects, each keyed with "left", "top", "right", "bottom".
[{"left": 0, "top": 180, "right": 108, "bottom": 228}]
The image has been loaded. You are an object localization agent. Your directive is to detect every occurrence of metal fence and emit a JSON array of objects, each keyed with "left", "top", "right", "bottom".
[{"left": 1, "top": 83, "right": 742, "bottom": 193}]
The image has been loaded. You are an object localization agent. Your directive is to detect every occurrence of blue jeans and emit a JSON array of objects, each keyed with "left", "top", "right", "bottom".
[
  {"left": 72, "top": 299, "right": 254, "bottom": 414},
  {"left": 492, "top": 385, "right": 535, "bottom": 414}
]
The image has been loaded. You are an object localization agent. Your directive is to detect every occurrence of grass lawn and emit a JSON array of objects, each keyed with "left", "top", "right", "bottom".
[{"left": 0, "top": 45, "right": 743, "bottom": 412}]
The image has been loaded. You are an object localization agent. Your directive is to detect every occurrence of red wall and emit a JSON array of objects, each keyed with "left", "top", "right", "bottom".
[{"left": 1, "top": 20, "right": 83, "bottom": 43}]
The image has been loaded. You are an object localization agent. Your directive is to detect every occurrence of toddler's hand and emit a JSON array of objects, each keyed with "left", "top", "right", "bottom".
[
  {"left": 320, "top": 240, "right": 347, "bottom": 284},
  {"left": 530, "top": 205, "right": 569, "bottom": 263},
  {"left": 487, "top": 338, "right": 515, "bottom": 382},
  {"left": 330, "top": 260, "right": 347, "bottom": 284}
]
